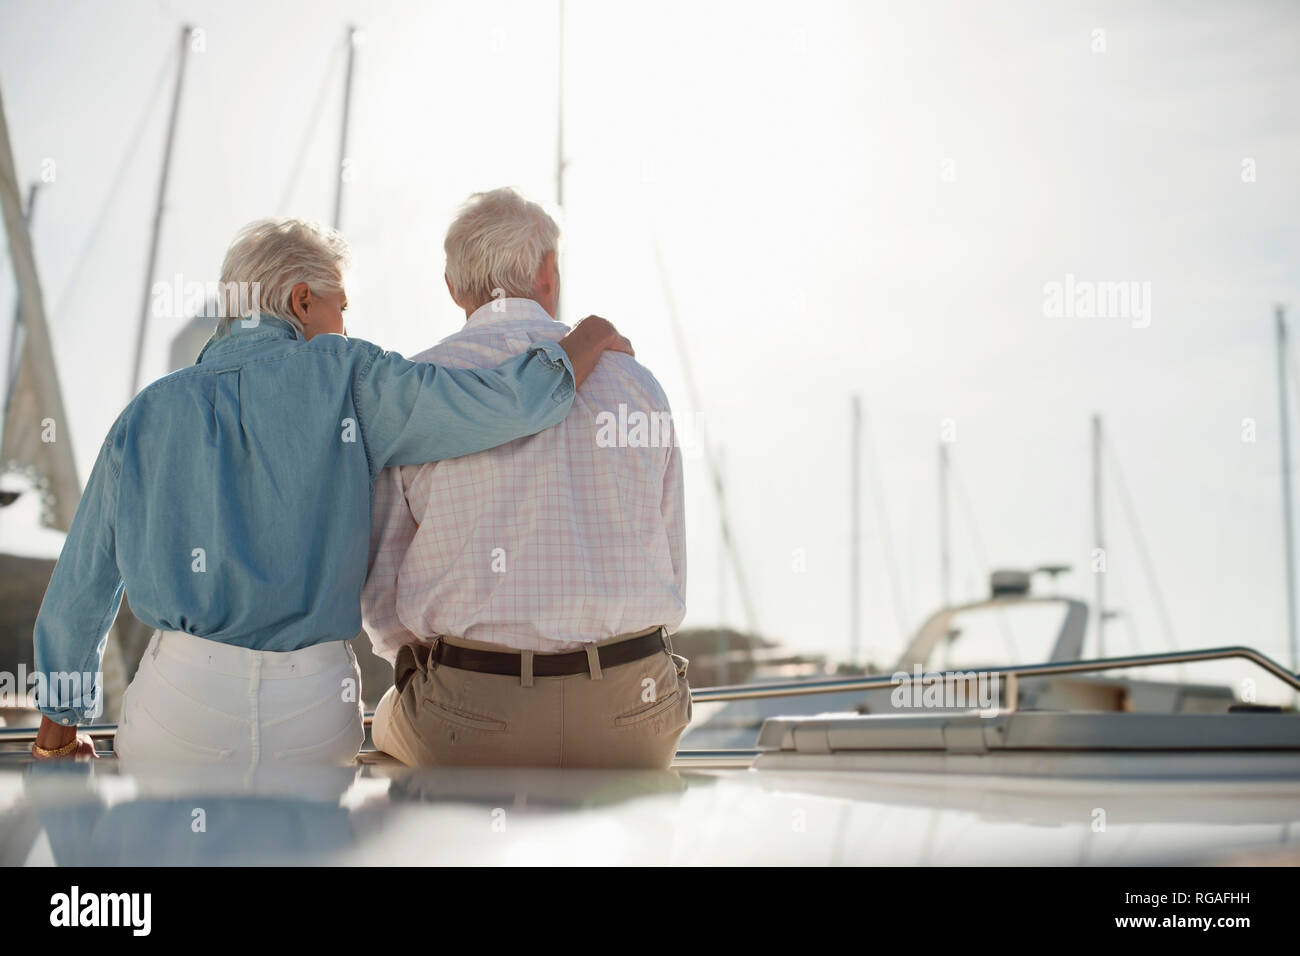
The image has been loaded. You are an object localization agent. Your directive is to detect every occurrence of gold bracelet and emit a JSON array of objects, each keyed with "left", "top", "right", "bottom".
[{"left": 32, "top": 738, "right": 79, "bottom": 758}]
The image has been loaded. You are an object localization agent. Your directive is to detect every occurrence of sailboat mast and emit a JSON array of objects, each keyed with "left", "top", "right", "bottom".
[
  {"left": 850, "top": 395, "right": 861, "bottom": 663},
  {"left": 3, "top": 182, "right": 37, "bottom": 421},
  {"left": 333, "top": 26, "right": 359, "bottom": 231},
  {"left": 555, "top": 0, "right": 565, "bottom": 209},
  {"left": 717, "top": 445, "right": 727, "bottom": 619},
  {"left": 128, "top": 24, "right": 194, "bottom": 402},
  {"left": 716, "top": 444, "right": 728, "bottom": 683},
  {"left": 1276, "top": 306, "right": 1298, "bottom": 676},
  {"left": 553, "top": 0, "right": 565, "bottom": 321},
  {"left": 939, "top": 441, "right": 950, "bottom": 609},
  {"left": 0, "top": 86, "right": 80, "bottom": 528},
  {"left": 651, "top": 234, "right": 759, "bottom": 634},
  {"left": 1092, "top": 413, "right": 1106, "bottom": 657}
]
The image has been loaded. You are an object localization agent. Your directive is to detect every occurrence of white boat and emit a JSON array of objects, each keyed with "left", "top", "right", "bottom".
[{"left": 3, "top": 601, "right": 1296, "bottom": 866}]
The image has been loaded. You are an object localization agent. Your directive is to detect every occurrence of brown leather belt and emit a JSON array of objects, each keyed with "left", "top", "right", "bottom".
[{"left": 433, "top": 628, "right": 668, "bottom": 677}]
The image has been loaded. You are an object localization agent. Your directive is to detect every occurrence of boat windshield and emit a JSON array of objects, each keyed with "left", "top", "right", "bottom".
[{"left": 920, "top": 602, "right": 1073, "bottom": 670}]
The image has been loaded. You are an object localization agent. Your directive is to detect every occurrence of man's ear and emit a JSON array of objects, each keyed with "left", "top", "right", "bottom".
[
  {"left": 290, "top": 282, "right": 311, "bottom": 323},
  {"left": 445, "top": 274, "right": 460, "bottom": 307}
]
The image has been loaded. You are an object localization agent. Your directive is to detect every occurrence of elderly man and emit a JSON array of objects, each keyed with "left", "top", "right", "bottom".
[
  {"left": 362, "top": 188, "right": 688, "bottom": 769},
  {"left": 30, "top": 217, "right": 630, "bottom": 766}
]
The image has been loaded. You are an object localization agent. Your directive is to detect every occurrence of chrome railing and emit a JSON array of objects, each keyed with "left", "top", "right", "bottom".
[
  {"left": 688, "top": 645, "right": 1300, "bottom": 702},
  {"left": 0, "top": 645, "right": 1296, "bottom": 745}
]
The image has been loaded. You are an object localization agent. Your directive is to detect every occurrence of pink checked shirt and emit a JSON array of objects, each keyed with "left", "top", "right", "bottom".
[{"left": 361, "top": 297, "right": 686, "bottom": 661}]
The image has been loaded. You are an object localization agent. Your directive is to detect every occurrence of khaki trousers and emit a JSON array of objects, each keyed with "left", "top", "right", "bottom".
[{"left": 372, "top": 629, "right": 691, "bottom": 769}]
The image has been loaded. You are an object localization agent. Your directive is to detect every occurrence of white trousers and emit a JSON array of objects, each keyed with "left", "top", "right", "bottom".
[{"left": 114, "top": 630, "right": 364, "bottom": 769}]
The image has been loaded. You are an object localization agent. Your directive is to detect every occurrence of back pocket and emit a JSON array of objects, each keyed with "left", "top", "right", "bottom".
[
  {"left": 424, "top": 698, "right": 508, "bottom": 733},
  {"left": 272, "top": 712, "right": 364, "bottom": 763},
  {"left": 614, "top": 690, "right": 682, "bottom": 728},
  {"left": 121, "top": 700, "right": 235, "bottom": 761}
]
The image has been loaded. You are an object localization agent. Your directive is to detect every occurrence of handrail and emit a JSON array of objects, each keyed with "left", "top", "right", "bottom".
[
  {"left": 1, "top": 645, "right": 1295, "bottom": 744},
  {"left": 687, "top": 645, "right": 1300, "bottom": 703}
]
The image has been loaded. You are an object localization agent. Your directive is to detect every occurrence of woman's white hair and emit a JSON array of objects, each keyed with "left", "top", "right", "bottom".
[
  {"left": 444, "top": 188, "right": 560, "bottom": 310},
  {"left": 215, "top": 218, "right": 351, "bottom": 336}
]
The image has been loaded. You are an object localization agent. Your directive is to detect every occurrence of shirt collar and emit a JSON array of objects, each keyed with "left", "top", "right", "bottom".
[
  {"left": 196, "top": 313, "right": 304, "bottom": 363},
  {"left": 464, "top": 297, "right": 558, "bottom": 330}
]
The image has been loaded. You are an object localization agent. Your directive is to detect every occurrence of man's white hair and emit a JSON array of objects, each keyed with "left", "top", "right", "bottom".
[
  {"left": 444, "top": 188, "right": 560, "bottom": 310},
  {"left": 215, "top": 218, "right": 351, "bottom": 336}
]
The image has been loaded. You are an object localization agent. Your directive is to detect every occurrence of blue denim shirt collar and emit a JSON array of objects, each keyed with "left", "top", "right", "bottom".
[{"left": 197, "top": 313, "right": 305, "bottom": 364}]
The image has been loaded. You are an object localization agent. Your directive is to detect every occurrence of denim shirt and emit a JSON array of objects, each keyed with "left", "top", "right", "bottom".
[{"left": 33, "top": 315, "right": 575, "bottom": 723}]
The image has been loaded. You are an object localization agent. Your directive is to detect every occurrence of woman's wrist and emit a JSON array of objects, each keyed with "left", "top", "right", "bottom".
[
  {"left": 32, "top": 738, "right": 80, "bottom": 758},
  {"left": 556, "top": 315, "right": 630, "bottom": 387},
  {"left": 557, "top": 317, "right": 609, "bottom": 385},
  {"left": 34, "top": 715, "right": 77, "bottom": 751}
]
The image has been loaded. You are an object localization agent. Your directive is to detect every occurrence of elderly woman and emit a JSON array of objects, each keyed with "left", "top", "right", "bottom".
[{"left": 29, "top": 218, "right": 630, "bottom": 766}]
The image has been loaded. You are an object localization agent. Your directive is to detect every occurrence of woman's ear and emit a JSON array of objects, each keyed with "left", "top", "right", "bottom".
[{"left": 290, "top": 282, "right": 312, "bottom": 324}]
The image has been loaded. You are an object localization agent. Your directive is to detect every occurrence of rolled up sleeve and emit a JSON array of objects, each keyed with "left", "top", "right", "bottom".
[
  {"left": 33, "top": 423, "right": 126, "bottom": 724},
  {"left": 352, "top": 341, "right": 575, "bottom": 473}
]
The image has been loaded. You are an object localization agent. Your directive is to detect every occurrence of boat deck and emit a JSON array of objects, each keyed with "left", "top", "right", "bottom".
[
  {"left": 3, "top": 743, "right": 1297, "bottom": 865},
  {"left": 5, "top": 648, "right": 1299, "bottom": 865}
]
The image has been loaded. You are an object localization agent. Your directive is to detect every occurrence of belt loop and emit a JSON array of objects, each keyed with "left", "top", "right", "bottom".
[
  {"left": 427, "top": 637, "right": 441, "bottom": 674},
  {"left": 521, "top": 650, "right": 534, "bottom": 688},
  {"left": 150, "top": 629, "right": 163, "bottom": 662},
  {"left": 584, "top": 643, "right": 603, "bottom": 681},
  {"left": 394, "top": 644, "right": 418, "bottom": 695},
  {"left": 661, "top": 627, "right": 674, "bottom": 656}
]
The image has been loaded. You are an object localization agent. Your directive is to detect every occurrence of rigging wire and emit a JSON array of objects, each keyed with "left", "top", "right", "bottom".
[
  {"left": 859, "top": 404, "right": 911, "bottom": 644},
  {"left": 1282, "top": 320, "right": 1300, "bottom": 687},
  {"left": 649, "top": 228, "right": 759, "bottom": 635},
  {"left": 277, "top": 38, "right": 346, "bottom": 216},
  {"left": 191, "top": 55, "right": 237, "bottom": 225},
  {"left": 1101, "top": 429, "right": 1187, "bottom": 683},
  {"left": 47, "top": 51, "right": 174, "bottom": 323},
  {"left": 1285, "top": 326, "right": 1300, "bottom": 440},
  {"left": 948, "top": 453, "right": 1020, "bottom": 661},
  {"left": 1106, "top": 571, "right": 1143, "bottom": 655}
]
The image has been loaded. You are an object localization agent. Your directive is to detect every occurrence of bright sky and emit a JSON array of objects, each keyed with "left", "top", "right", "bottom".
[{"left": 2, "top": 0, "right": 1300, "bottom": 699}]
